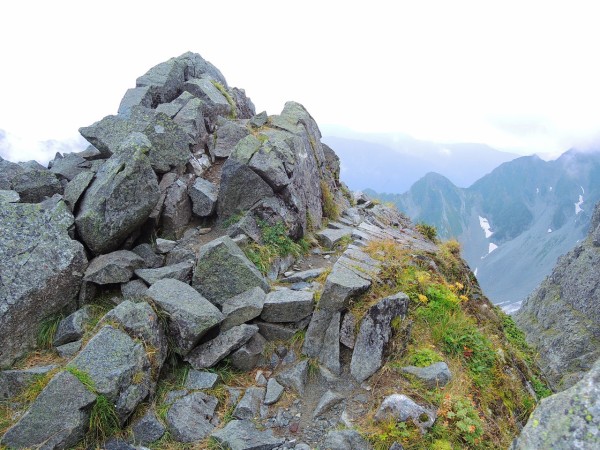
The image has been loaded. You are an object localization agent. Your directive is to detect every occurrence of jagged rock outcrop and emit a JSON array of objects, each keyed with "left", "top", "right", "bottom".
[
  {"left": 511, "top": 358, "right": 600, "bottom": 449},
  {"left": 0, "top": 197, "right": 87, "bottom": 367},
  {"left": 515, "top": 201, "right": 600, "bottom": 389}
]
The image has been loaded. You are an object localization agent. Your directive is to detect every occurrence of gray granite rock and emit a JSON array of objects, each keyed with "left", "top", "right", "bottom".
[
  {"left": 155, "top": 238, "right": 177, "bottom": 253},
  {"left": 401, "top": 362, "right": 452, "bottom": 389},
  {"left": 0, "top": 365, "right": 58, "bottom": 400},
  {"left": 233, "top": 387, "right": 265, "bottom": 420},
  {"left": 264, "top": 378, "right": 284, "bottom": 405},
  {"left": 321, "top": 429, "right": 371, "bottom": 450},
  {"left": 282, "top": 268, "right": 326, "bottom": 283},
  {"left": 313, "top": 390, "right": 344, "bottom": 419},
  {"left": 189, "top": 177, "right": 217, "bottom": 217},
  {"left": 351, "top": 292, "right": 409, "bottom": 382},
  {"left": 84, "top": 250, "right": 146, "bottom": 285},
  {"left": 146, "top": 279, "right": 223, "bottom": 355},
  {"left": 136, "top": 58, "right": 185, "bottom": 105},
  {"left": 0, "top": 371, "right": 96, "bottom": 449},
  {"left": 49, "top": 152, "right": 87, "bottom": 181},
  {"left": 118, "top": 86, "right": 153, "bottom": 115},
  {"left": 53, "top": 305, "right": 93, "bottom": 346},
  {"left": 340, "top": 311, "right": 356, "bottom": 349},
  {"left": 230, "top": 333, "right": 267, "bottom": 371},
  {"left": 56, "top": 340, "right": 82, "bottom": 358},
  {"left": 0, "top": 189, "right": 20, "bottom": 203},
  {"left": 63, "top": 170, "right": 95, "bottom": 211},
  {"left": 221, "top": 286, "right": 266, "bottom": 332},
  {"left": 121, "top": 279, "right": 149, "bottom": 299},
  {"left": 209, "top": 119, "right": 249, "bottom": 159},
  {"left": 12, "top": 168, "right": 63, "bottom": 203},
  {"left": 134, "top": 261, "right": 193, "bottom": 285},
  {"left": 316, "top": 227, "right": 353, "bottom": 249},
  {"left": 374, "top": 394, "right": 436, "bottom": 430},
  {"left": 173, "top": 97, "right": 206, "bottom": 141},
  {"left": 185, "top": 324, "right": 258, "bottom": 370},
  {"left": 211, "top": 419, "right": 285, "bottom": 450},
  {"left": 0, "top": 198, "right": 87, "bottom": 366},
  {"left": 131, "top": 409, "right": 165, "bottom": 445},
  {"left": 160, "top": 177, "right": 192, "bottom": 240},
  {"left": 185, "top": 370, "right": 219, "bottom": 390},
  {"left": 166, "top": 391, "right": 218, "bottom": 442},
  {"left": 276, "top": 360, "right": 308, "bottom": 395},
  {"left": 261, "top": 289, "right": 314, "bottom": 323},
  {"left": 75, "top": 136, "right": 160, "bottom": 254},
  {"left": 192, "top": 236, "right": 269, "bottom": 305},
  {"left": 319, "top": 311, "right": 341, "bottom": 375},
  {"left": 131, "top": 243, "right": 164, "bottom": 269}
]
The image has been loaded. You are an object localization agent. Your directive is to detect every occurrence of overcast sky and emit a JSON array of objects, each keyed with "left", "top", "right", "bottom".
[{"left": 2, "top": 0, "right": 600, "bottom": 163}]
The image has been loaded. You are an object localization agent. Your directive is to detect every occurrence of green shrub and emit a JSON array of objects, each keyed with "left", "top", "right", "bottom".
[
  {"left": 437, "top": 395, "right": 484, "bottom": 446},
  {"left": 37, "top": 314, "right": 63, "bottom": 349},
  {"left": 409, "top": 348, "right": 444, "bottom": 367},
  {"left": 211, "top": 80, "right": 237, "bottom": 119},
  {"left": 320, "top": 180, "right": 340, "bottom": 219},
  {"left": 416, "top": 222, "right": 438, "bottom": 242}
]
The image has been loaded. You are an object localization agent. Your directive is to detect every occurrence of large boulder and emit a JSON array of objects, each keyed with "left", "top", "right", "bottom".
[
  {"left": 351, "top": 292, "right": 409, "bottom": 382},
  {"left": 75, "top": 135, "right": 160, "bottom": 254},
  {"left": 0, "top": 156, "right": 24, "bottom": 190},
  {"left": 515, "top": 202, "right": 600, "bottom": 389},
  {"left": 11, "top": 168, "right": 63, "bottom": 203},
  {"left": 189, "top": 177, "right": 218, "bottom": 217},
  {"left": 192, "top": 236, "right": 269, "bottom": 305},
  {"left": 0, "top": 198, "right": 87, "bottom": 367},
  {"left": 135, "top": 57, "right": 185, "bottom": 106},
  {"left": 185, "top": 324, "right": 258, "bottom": 369},
  {"left": 209, "top": 119, "right": 249, "bottom": 159},
  {"left": 79, "top": 107, "right": 192, "bottom": 172},
  {"left": 83, "top": 250, "right": 146, "bottom": 285},
  {"left": 68, "top": 325, "right": 152, "bottom": 422},
  {"left": 0, "top": 371, "right": 96, "bottom": 449},
  {"left": 260, "top": 288, "right": 314, "bottom": 323},
  {"left": 511, "top": 358, "right": 600, "bottom": 449},
  {"left": 146, "top": 279, "right": 223, "bottom": 355},
  {"left": 166, "top": 391, "right": 218, "bottom": 442},
  {"left": 160, "top": 176, "right": 193, "bottom": 239}
]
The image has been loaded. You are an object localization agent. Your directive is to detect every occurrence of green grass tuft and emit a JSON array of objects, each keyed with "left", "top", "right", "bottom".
[
  {"left": 88, "top": 394, "right": 120, "bottom": 442},
  {"left": 320, "top": 180, "right": 340, "bottom": 220},
  {"left": 36, "top": 314, "right": 63, "bottom": 349},
  {"left": 211, "top": 80, "right": 237, "bottom": 119}
]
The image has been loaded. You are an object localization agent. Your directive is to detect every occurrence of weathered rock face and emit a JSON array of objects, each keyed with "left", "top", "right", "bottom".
[
  {"left": 511, "top": 358, "right": 600, "bottom": 450},
  {"left": 0, "top": 198, "right": 87, "bottom": 367},
  {"left": 515, "top": 201, "right": 600, "bottom": 390},
  {"left": 76, "top": 136, "right": 160, "bottom": 254}
]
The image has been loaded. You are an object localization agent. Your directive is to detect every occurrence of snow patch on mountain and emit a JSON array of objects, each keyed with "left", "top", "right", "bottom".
[{"left": 479, "top": 216, "right": 494, "bottom": 238}]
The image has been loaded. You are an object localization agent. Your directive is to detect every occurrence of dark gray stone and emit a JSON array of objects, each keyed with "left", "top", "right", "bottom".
[
  {"left": 230, "top": 333, "right": 267, "bottom": 371},
  {"left": 177, "top": 51, "right": 228, "bottom": 87},
  {"left": 313, "top": 390, "right": 344, "bottom": 419},
  {"left": 319, "top": 312, "right": 341, "bottom": 375},
  {"left": 173, "top": 97, "right": 206, "bottom": 141},
  {"left": 192, "top": 236, "right": 269, "bottom": 305},
  {"left": 233, "top": 387, "right": 265, "bottom": 420},
  {"left": 321, "top": 429, "right": 372, "bottom": 450},
  {"left": 53, "top": 305, "right": 93, "bottom": 346},
  {"left": 211, "top": 419, "right": 285, "bottom": 450},
  {"left": 182, "top": 78, "right": 232, "bottom": 122},
  {"left": 511, "top": 358, "right": 600, "bottom": 450},
  {"left": 282, "top": 268, "right": 326, "bottom": 283},
  {"left": 256, "top": 320, "right": 308, "bottom": 342},
  {"left": 136, "top": 57, "right": 185, "bottom": 105},
  {"left": 264, "top": 378, "right": 284, "bottom": 405},
  {"left": 75, "top": 136, "right": 160, "bottom": 254},
  {"left": 209, "top": 119, "right": 250, "bottom": 159},
  {"left": 185, "top": 324, "right": 258, "bottom": 370},
  {"left": 249, "top": 111, "right": 268, "bottom": 128},
  {"left": 189, "top": 177, "right": 217, "bottom": 217},
  {"left": 231, "top": 87, "right": 256, "bottom": 119},
  {"left": 0, "top": 371, "right": 96, "bottom": 449},
  {"left": 131, "top": 409, "right": 165, "bottom": 445},
  {"left": 103, "top": 438, "right": 136, "bottom": 450},
  {"left": 118, "top": 86, "right": 153, "bottom": 115},
  {"left": 351, "top": 292, "right": 409, "bottom": 382},
  {"left": 0, "top": 365, "right": 58, "bottom": 400},
  {"left": 374, "top": 394, "right": 436, "bottom": 430},
  {"left": 160, "top": 177, "right": 192, "bottom": 240},
  {"left": 135, "top": 261, "right": 193, "bottom": 285},
  {"left": 56, "top": 340, "right": 82, "bottom": 358},
  {"left": 166, "top": 391, "right": 218, "bottom": 442},
  {"left": 49, "top": 153, "right": 87, "bottom": 181},
  {"left": 146, "top": 279, "right": 223, "bottom": 356},
  {"left": 185, "top": 370, "right": 219, "bottom": 390},
  {"left": 131, "top": 243, "right": 164, "bottom": 269},
  {"left": 69, "top": 325, "right": 151, "bottom": 422},
  {"left": 155, "top": 238, "right": 177, "bottom": 253},
  {"left": 84, "top": 250, "right": 146, "bottom": 285},
  {"left": 12, "top": 168, "right": 63, "bottom": 203},
  {"left": 221, "top": 286, "right": 266, "bottom": 332},
  {"left": 261, "top": 288, "right": 313, "bottom": 323},
  {"left": 401, "top": 362, "right": 452, "bottom": 389},
  {"left": 340, "top": 311, "right": 356, "bottom": 349},
  {"left": 0, "top": 199, "right": 87, "bottom": 366},
  {"left": 155, "top": 91, "right": 195, "bottom": 117},
  {"left": 121, "top": 279, "right": 149, "bottom": 299},
  {"left": 276, "top": 360, "right": 308, "bottom": 395},
  {"left": 0, "top": 157, "right": 24, "bottom": 190}
]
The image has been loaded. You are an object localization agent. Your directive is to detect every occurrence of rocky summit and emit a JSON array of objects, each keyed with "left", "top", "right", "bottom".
[{"left": 0, "top": 52, "right": 595, "bottom": 449}]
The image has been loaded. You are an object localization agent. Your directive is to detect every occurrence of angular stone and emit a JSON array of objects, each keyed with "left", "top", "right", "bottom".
[
  {"left": 56, "top": 340, "right": 82, "bottom": 358},
  {"left": 146, "top": 279, "right": 223, "bottom": 355},
  {"left": 118, "top": 86, "right": 153, "bottom": 115},
  {"left": 160, "top": 177, "right": 192, "bottom": 239},
  {"left": 84, "top": 250, "right": 146, "bottom": 284},
  {"left": 230, "top": 333, "right": 267, "bottom": 371},
  {"left": 177, "top": 51, "right": 228, "bottom": 87},
  {"left": 276, "top": 360, "right": 308, "bottom": 395},
  {"left": 322, "top": 429, "right": 371, "bottom": 450},
  {"left": 401, "top": 362, "right": 452, "bottom": 389},
  {"left": 189, "top": 177, "right": 217, "bottom": 217},
  {"left": 131, "top": 409, "right": 165, "bottom": 445},
  {"left": 211, "top": 419, "right": 285, "bottom": 450},
  {"left": 209, "top": 119, "right": 249, "bottom": 159},
  {"left": 185, "top": 370, "right": 219, "bottom": 390},
  {"left": 155, "top": 91, "right": 195, "bottom": 117},
  {"left": 249, "top": 111, "right": 268, "bottom": 128},
  {"left": 192, "top": 236, "right": 269, "bottom": 305},
  {"left": 261, "top": 288, "right": 314, "bottom": 323},
  {"left": 53, "top": 305, "right": 93, "bottom": 347},
  {"left": 131, "top": 243, "right": 164, "bottom": 269},
  {"left": 248, "top": 140, "right": 293, "bottom": 192},
  {"left": 121, "top": 279, "right": 149, "bottom": 299},
  {"left": 231, "top": 87, "right": 256, "bottom": 119},
  {"left": 313, "top": 390, "right": 344, "bottom": 418},
  {"left": 0, "top": 157, "right": 24, "bottom": 190},
  {"left": 183, "top": 78, "right": 232, "bottom": 121},
  {"left": 282, "top": 268, "right": 326, "bottom": 283},
  {"left": 69, "top": 325, "right": 151, "bottom": 422},
  {"left": 63, "top": 170, "right": 94, "bottom": 211},
  {"left": 1, "top": 371, "right": 96, "bottom": 449},
  {"left": 374, "top": 394, "right": 436, "bottom": 430},
  {"left": 264, "top": 378, "right": 284, "bottom": 405},
  {"left": 233, "top": 387, "right": 265, "bottom": 420},
  {"left": 0, "top": 199, "right": 87, "bottom": 366},
  {"left": 340, "top": 311, "right": 356, "bottom": 349},
  {"left": 135, "top": 261, "right": 194, "bottom": 285},
  {"left": 0, "top": 365, "right": 58, "bottom": 400},
  {"left": 221, "top": 286, "right": 266, "bottom": 332},
  {"left": 511, "top": 359, "right": 600, "bottom": 450},
  {"left": 136, "top": 57, "right": 185, "bottom": 105},
  {"left": 0, "top": 189, "right": 20, "bottom": 203},
  {"left": 185, "top": 324, "right": 258, "bottom": 370},
  {"left": 155, "top": 238, "right": 177, "bottom": 253},
  {"left": 49, "top": 152, "right": 87, "bottom": 181},
  {"left": 351, "top": 292, "right": 409, "bottom": 382},
  {"left": 319, "top": 264, "right": 372, "bottom": 312},
  {"left": 166, "top": 391, "right": 218, "bottom": 443},
  {"left": 319, "top": 312, "right": 341, "bottom": 375},
  {"left": 12, "top": 168, "right": 62, "bottom": 203},
  {"left": 75, "top": 137, "right": 160, "bottom": 254},
  {"left": 173, "top": 97, "right": 206, "bottom": 141}
]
